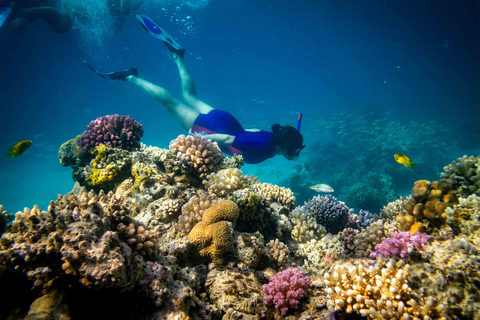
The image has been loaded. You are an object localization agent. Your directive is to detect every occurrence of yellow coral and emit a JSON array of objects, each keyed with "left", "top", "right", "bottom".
[
  {"left": 187, "top": 200, "right": 239, "bottom": 264},
  {"left": 85, "top": 145, "right": 118, "bottom": 186},
  {"left": 234, "top": 190, "right": 259, "bottom": 220},
  {"left": 131, "top": 162, "right": 155, "bottom": 188}
]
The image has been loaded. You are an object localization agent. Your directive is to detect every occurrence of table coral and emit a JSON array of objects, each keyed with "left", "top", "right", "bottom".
[
  {"left": 78, "top": 114, "right": 144, "bottom": 153},
  {"left": 262, "top": 267, "right": 311, "bottom": 316},
  {"left": 370, "top": 231, "right": 431, "bottom": 259},
  {"left": 187, "top": 200, "right": 239, "bottom": 264},
  {"left": 169, "top": 134, "right": 224, "bottom": 179},
  {"left": 324, "top": 258, "right": 434, "bottom": 319}
]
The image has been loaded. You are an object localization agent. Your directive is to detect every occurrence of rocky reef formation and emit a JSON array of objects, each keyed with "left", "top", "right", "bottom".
[{"left": 1, "top": 124, "right": 479, "bottom": 319}]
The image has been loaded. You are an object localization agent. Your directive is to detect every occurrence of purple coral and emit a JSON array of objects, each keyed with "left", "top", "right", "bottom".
[
  {"left": 300, "top": 195, "right": 352, "bottom": 233},
  {"left": 78, "top": 114, "right": 144, "bottom": 153},
  {"left": 370, "top": 231, "right": 431, "bottom": 259},
  {"left": 262, "top": 268, "right": 311, "bottom": 316}
]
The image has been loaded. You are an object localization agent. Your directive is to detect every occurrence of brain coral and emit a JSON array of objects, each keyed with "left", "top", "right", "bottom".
[
  {"left": 169, "top": 134, "right": 224, "bottom": 179},
  {"left": 187, "top": 200, "right": 239, "bottom": 264},
  {"left": 78, "top": 114, "right": 144, "bottom": 153}
]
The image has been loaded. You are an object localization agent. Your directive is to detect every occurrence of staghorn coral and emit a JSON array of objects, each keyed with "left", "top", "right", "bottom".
[
  {"left": 169, "top": 134, "right": 224, "bottom": 179},
  {"left": 353, "top": 219, "right": 398, "bottom": 258},
  {"left": 298, "top": 195, "right": 352, "bottom": 234},
  {"left": 370, "top": 231, "right": 431, "bottom": 259},
  {"left": 250, "top": 182, "right": 296, "bottom": 210},
  {"left": 178, "top": 194, "right": 218, "bottom": 234},
  {"left": 262, "top": 268, "right": 311, "bottom": 316},
  {"left": 265, "top": 239, "right": 291, "bottom": 268},
  {"left": 324, "top": 258, "right": 434, "bottom": 319},
  {"left": 187, "top": 200, "right": 239, "bottom": 264},
  {"left": 84, "top": 145, "right": 131, "bottom": 188},
  {"left": 203, "top": 168, "right": 255, "bottom": 197},
  {"left": 78, "top": 114, "right": 144, "bottom": 153},
  {"left": 290, "top": 207, "right": 326, "bottom": 243},
  {"left": 441, "top": 155, "right": 480, "bottom": 197}
]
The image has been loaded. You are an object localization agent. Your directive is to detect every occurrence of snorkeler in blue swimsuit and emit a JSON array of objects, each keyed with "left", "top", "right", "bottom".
[{"left": 85, "top": 15, "right": 305, "bottom": 164}]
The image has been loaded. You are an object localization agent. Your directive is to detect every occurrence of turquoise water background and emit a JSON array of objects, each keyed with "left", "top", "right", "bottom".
[{"left": 0, "top": 0, "right": 478, "bottom": 213}]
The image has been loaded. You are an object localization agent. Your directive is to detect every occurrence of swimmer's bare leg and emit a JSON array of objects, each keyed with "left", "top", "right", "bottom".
[
  {"left": 126, "top": 75, "right": 199, "bottom": 130},
  {"left": 172, "top": 53, "right": 214, "bottom": 114}
]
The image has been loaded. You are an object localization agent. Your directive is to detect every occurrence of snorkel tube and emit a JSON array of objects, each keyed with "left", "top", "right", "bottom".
[{"left": 296, "top": 113, "right": 303, "bottom": 132}]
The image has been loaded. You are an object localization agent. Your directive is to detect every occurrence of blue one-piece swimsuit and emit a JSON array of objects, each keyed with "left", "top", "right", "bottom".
[{"left": 191, "top": 110, "right": 275, "bottom": 164}]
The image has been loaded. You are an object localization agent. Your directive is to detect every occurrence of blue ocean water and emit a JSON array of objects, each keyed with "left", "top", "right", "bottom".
[{"left": 0, "top": 0, "right": 478, "bottom": 213}]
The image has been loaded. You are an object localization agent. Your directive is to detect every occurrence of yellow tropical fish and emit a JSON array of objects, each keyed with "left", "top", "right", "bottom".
[
  {"left": 394, "top": 153, "right": 416, "bottom": 169},
  {"left": 5, "top": 140, "right": 32, "bottom": 158},
  {"left": 309, "top": 183, "right": 334, "bottom": 193}
]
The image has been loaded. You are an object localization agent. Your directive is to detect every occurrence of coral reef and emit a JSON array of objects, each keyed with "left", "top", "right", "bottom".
[
  {"left": 84, "top": 145, "right": 131, "bottom": 188},
  {"left": 345, "top": 182, "right": 386, "bottom": 213},
  {"left": 187, "top": 200, "right": 240, "bottom": 264},
  {"left": 78, "top": 114, "right": 144, "bottom": 153},
  {"left": 262, "top": 268, "right": 311, "bottom": 316},
  {"left": 265, "top": 239, "right": 290, "bottom": 269},
  {"left": 296, "top": 234, "right": 346, "bottom": 275},
  {"left": 290, "top": 207, "right": 326, "bottom": 243},
  {"left": 441, "top": 155, "right": 480, "bottom": 197},
  {"left": 169, "top": 134, "right": 224, "bottom": 179},
  {"left": 370, "top": 231, "right": 431, "bottom": 258}
]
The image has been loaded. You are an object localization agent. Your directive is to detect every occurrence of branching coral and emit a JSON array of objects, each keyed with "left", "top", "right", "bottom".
[
  {"left": 297, "top": 195, "right": 352, "bottom": 234},
  {"left": 78, "top": 114, "right": 144, "bottom": 153},
  {"left": 251, "top": 183, "right": 296, "bottom": 210},
  {"left": 324, "top": 258, "right": 434, "bottom": 319},
  {"left": 290, "top": 207, "right": 326, "bottom": 243},
  {"left": 370, "top": 232, "right": 431, "bottom": 259},
  {"left": 203, "top": 168, "right": 254, "bottom": 197},
  {"left": 178, "top": 194, "right": 218, "bottom": 234},
  {"left": 266, "top": 239, "right": 290, "bottom": 268},
  {"left": 169, "top": 134, "right": 224, "bottom": 179},
  {"left": 296, "top": 234, "right": 346, "bottom": 274},
  {"left": 262, "top": 268, "right": 311, "bottom": 316}
]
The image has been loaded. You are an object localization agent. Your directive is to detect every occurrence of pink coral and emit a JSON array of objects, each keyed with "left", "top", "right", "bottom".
[
  {"left": 370, "top": 231, "right": 431, "bottom": 259},
  {"left": 262, "top": 268, "right": 311, "bottom": 316},
  {"left": 78, "top": 114, "right": 144, "bottom": 153}
]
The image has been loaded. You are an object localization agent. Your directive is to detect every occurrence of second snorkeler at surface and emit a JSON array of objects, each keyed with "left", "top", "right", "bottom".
[{"left": 85, "top": 15, "right": 305, "bottom": 164}]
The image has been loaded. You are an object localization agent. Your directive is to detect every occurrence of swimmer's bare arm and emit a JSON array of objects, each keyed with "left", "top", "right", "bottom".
[
  {"left": 245, "top": 129, "right": 261, "bottom": 132},
  {"left": 203, "top": 134, "right": 235, "bottom": 145}
]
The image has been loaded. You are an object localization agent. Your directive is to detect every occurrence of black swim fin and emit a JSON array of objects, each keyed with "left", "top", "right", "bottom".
[
  {"left": 136, "top": 14, "right": 185, "bottom": 58},
  {"left": 84, "top": 61, "right": 138, "bottom": 81}
]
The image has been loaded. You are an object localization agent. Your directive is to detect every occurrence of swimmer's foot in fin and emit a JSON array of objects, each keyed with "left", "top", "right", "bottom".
[
  {"left": 136, "top": 14, "right": 185, "bottom": 58},
  {"left": 84, "top": 61, "right": 138, "bottom": 81}
]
